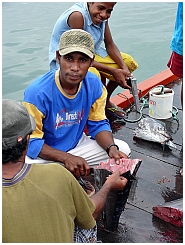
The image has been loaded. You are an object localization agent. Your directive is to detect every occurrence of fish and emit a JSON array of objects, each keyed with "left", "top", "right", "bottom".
[
  {"left": 133, "top": 117, "right": 176, "bottom": 149},
  {"left": 93, "top": 158, "right": 142, "bottom": 232},
  {"left": 94, "top": 158, "right": 142, "bottom": 176},
  {"left": 153, "top": 198, "right": 183, "bottom": 227}
]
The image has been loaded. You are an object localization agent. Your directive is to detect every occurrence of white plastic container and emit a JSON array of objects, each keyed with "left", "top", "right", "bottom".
[{"left": 149, "top": 87, "right": 174, "bottom": 119}]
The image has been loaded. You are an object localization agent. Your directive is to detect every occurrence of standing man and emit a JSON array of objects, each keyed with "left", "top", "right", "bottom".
[
  {"left": 23, "top": 29, "right": 131, "bottom": 178},
  {"left": 2, "top": 99, "right": 128, "bottom": 243},
  {"left": 167, "top": 2, "right": 183, "bottom": 108}
]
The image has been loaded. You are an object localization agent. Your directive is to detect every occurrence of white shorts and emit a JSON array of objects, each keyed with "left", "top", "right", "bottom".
[{"left": 25, "top": 133, "right": 131, "bottom": 166}]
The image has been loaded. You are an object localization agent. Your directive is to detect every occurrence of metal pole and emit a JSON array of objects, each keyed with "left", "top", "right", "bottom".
[{"left": 128, "top": 77, "right": 140, "bottom": 112}]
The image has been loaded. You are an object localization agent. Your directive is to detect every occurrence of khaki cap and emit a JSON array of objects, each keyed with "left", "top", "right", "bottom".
[{"left": 59, "top": 29, "right": 94, "bottom": 59}]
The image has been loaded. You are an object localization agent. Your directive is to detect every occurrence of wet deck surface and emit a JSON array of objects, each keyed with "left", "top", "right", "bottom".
[{"left": 98, "top": 79, "right": 183, "bottom": 243}]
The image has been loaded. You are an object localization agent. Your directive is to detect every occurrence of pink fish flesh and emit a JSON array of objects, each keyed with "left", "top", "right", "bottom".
[
  {"left": 153, "top": 198, "right": 183, "bottom": 227},
  {"left": 94, "top": 158, "right": 142, "bottom": 175}
]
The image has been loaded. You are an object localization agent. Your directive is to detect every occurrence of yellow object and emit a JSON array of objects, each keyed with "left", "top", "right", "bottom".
[{"left": 89, "top": 52, "right": 138, "bottom": 81}]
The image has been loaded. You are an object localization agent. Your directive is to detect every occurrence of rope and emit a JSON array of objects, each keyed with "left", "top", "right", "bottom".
[
  {"left": 123, "top": 98, "right": 148, "bottom": 123},
  {"left": 171, "top": 106, "right": 179, "bottom": 122}
]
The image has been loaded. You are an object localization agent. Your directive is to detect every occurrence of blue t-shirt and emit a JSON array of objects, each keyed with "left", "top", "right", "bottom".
[
  {"left": 23, "top": 69, "right": 111, "bottom": 159},
  {"left": 49, "top": 2, "right": 108, "bottom": 69},
  {"left": 170, "top": 2, "right": 183, "bottom": 56}
]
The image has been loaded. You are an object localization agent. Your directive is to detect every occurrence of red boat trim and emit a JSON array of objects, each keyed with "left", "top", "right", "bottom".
[{"left": 110, "top": 68, "right": 178, "bottom": 109}]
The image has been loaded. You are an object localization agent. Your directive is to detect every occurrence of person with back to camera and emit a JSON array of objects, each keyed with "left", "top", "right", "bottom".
[
  {"left": 49, "top": 2, "right": 138, "bottom": 119},
  {"left": 23, "top": 29, "right": 131, "bottom": 178},
  {"left": 2, "top": 99, "right": 128, "bottom": 243}
]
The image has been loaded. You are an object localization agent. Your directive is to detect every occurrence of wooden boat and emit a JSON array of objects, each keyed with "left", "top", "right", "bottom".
[
  {"left": 97, "top": 68, "right": 183, "bottom": 243},
  {"left": 111, "top": 68, "right": 178, "bottom": 109}
]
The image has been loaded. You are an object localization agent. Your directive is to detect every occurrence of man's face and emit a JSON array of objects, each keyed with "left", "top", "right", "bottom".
[
  {"left": 57, "top": 51, "right": 92, "bottom": 92},
  {"left": 88, "top": 2, "right": 116, "bottom": 25}
]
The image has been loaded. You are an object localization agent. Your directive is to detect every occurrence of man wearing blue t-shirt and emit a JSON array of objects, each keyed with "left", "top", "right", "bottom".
[{"left": 23, "top": 29, "right": 131, "bottom": 178}]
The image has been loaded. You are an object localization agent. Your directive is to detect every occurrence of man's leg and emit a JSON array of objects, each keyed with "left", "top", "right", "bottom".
[
  {"left": 94, "top": 53, "right": 138, "bottom": 118},
  {"left": 181, "top": 79, "right": 183, "bottom": 109},
  {"left": 73, "top": 225, "right": 97, "bottom": 243},
  {"left": 25, "top": 155, "right": 51, "bottom": 164},
  {"left": 25, "top": 134, "right": 131, "bottom": 165},
  {"left": 69, "top": 133, "right": 131, "bottom": 166}
]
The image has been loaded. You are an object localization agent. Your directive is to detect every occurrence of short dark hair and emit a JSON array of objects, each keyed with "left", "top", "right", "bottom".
[{"left": 2, "top": 136, "right": 28, "bottom": 164}]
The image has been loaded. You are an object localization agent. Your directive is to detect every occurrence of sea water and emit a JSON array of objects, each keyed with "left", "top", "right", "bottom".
[{"left": 2, "top": 2, "right": 178, "bottom": 100}]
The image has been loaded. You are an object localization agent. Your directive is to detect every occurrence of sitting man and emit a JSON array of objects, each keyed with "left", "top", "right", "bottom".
[
  {"left": 49, "top": 2, "right": 138, "bottom": 118},
  {"left": 23, "top": 29, "right": 131, "bottom": 178},
  {"left": 2, "top": 99, "right": 128, "bottom": 243}
]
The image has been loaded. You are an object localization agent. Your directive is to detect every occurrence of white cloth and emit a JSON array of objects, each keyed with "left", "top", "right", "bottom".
[{"left": 25, "top": 133, "right": 131, "bottom": 165}]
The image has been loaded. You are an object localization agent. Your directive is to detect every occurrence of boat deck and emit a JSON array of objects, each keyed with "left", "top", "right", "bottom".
[{"left": 98, "top": 78, "right": 183, "bottom": 243}]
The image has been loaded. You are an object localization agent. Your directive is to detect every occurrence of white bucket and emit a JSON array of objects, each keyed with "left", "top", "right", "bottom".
[{"left": 149, "top": 87, "right": 174, "bottom": 119}]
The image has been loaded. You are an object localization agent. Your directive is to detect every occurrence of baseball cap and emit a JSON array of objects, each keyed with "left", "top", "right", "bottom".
[
  {"left": 59, "top": 29, "right": 94, "bottom": 59},
  {"left": 2, "top": 99, "right": 36, "bottom": 147}
]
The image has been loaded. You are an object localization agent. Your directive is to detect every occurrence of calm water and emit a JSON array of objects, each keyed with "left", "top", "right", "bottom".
[{"left": 2, "top": 2, "right": 177, "bottom": 100}]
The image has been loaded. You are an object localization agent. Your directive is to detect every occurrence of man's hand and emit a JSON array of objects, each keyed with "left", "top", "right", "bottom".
[
  {"left": 90, "top": 170, "right": 127, "bottom": 219},
  {"left": 105, "top": 170, "right": 128, "bottom": 190},
  {"left": 63, "top": 153, "right": 90, "bottom": 177},
  {"left": 39, "top": 144, "right": 90, "bottom": 178},
  {"left": 108, "top": 146, "right": 129, "bottom": 164},
  {"left": 112, "top": 68, "right": 132, "bottom": 89}
]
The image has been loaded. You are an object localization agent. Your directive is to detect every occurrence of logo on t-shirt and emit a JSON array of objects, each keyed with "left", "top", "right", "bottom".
[{"left": 54, "top": 108, "right": 84, "bottom": 129}]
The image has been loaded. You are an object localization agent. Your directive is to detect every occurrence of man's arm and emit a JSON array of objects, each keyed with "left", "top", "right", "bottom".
[
  {"left": 90, "top": 170, "right": 127, "bottom": 219},
  {"left": 95, "top": 131, "right": 128, "bottom": 160},
  {"left": 68, "top": 11, "right": 84, "bottom": 28},
  {"left": 104, "top": 22, "right": 129, "bottom": 71},
  {"left": 39, "top": 143, "right": 90, "bottom": 177},
  {"left": 22, "top": 101, "right": 90, "bottom": 177},
  {"left": 104, "top": 21, "right": 131, "bottom": 89}
]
